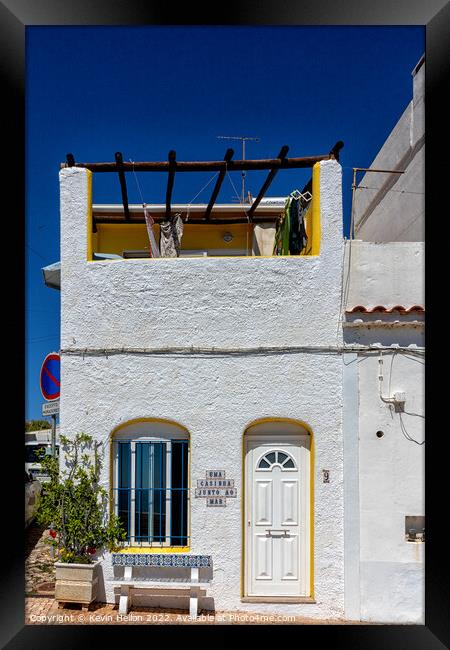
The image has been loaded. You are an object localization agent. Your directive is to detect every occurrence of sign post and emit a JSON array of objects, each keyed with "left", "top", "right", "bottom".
[
  {"left": 51, "top": 414, "right": 57, "bottom": 458},
  {"left": 42, "top": 400, "right": 60, "bottom": 458},
  {"left": 40, "top": 352, "right": 60, "bottom": 458},
  {"left": 42, "top": 400, "right": 60, "bottom": 416}
]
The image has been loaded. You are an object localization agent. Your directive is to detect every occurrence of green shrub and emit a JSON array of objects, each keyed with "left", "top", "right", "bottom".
[{"left": 36, "top": 432, "right": 126, "bottom": 563}]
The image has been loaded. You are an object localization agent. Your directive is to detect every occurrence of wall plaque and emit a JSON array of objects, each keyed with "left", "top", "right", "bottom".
[
  {"left": 195, "top": 488, "right": 237, "bottom": 498},
  {"left": 207, "top": 497, "right": 226, "bottom": 507},
  {"left": 195, "top": 471, "right": 237, "bottom": 506},
  {"left": 206, "top": 470, "right": 225, "bottom": 479},
  {"left": 197, "top": 479, "right": 234, "bottom": 488}
]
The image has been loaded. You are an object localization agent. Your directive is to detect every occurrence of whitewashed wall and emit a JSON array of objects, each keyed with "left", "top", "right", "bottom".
[
  {"left": 59, "top": 160, "right": 347, "bottom": 618},
  {"left": 60, "top": 162, "right": 344, "bottom": 352},
  {"left": 357, "top": 349, "right": 425, "bottom": 624},
  {"left": 343, "top": 240, "right": 425, "bottom": 310},
  {"left": 343, "top": 237, "right": 425, "bottom": 624}
]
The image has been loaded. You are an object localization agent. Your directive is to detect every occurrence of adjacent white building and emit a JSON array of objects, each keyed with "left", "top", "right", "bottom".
[
  {"left": 342, "top": 55, "right": 425, "bottom": 623},
  {"left": 353, "top": 54, "right": 424, "bottom": 241}
]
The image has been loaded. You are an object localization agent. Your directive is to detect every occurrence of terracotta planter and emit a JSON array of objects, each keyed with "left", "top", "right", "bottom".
[{"left": 54, "top": 559, "right": 100, "bottom": 607}]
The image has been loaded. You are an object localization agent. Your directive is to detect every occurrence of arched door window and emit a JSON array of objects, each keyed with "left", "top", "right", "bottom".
[{"left": 257, "top": 450, "right": 297, "bottom": 470}]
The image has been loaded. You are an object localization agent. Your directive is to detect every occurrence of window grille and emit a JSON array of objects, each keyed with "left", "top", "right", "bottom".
[{"left": 114, "top": 439, "right": 189, "bottom": 546}]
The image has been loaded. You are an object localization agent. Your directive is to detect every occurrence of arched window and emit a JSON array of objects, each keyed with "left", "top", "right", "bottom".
[
  {"left": 112, "top": 420, "right": 189, "bottom": 547},
  {"left": 257, "top": 449, "right": 297, "bottom": 470}
]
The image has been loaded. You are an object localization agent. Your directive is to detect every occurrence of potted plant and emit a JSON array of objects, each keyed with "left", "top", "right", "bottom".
[{"left": 36, "top": 432, "right": 126, "bottom": 609}]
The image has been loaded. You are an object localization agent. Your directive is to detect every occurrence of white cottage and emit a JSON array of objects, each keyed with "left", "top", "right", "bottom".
[
  {"left": 59, "top": 153, "right": 348, "bottom": 619},
  {"left": 55, "top": 92, "right": 424, "bottom": 621}
]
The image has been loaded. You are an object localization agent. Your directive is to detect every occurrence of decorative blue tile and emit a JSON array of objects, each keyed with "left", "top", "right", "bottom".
[{"left": 112, "top": 553, "right": 212, "bottom": 567}]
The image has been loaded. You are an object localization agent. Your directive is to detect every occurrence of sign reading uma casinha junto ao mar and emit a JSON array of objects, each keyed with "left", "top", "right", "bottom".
[{"left": 195, "top": 470, "right": 237, "bottom": 506}]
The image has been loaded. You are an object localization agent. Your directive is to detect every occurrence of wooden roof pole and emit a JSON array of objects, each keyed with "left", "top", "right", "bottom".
[
  {"left": 165, "top": 150, "right": 176, "bottom": 220},
  {"left": 204, "top": 148, "right": 234, "bottom": 221},
  {"left": 70, "top": 153, "right": 336, "bottom": 173},
  {"left": 246, "top": 145, "right": 289, "bottom": 220},
  {"left": 297, "top": 140, "right": 344, "bottom": 201},
  {"left": 115, "top": 152, "right": 130, "bottom": 222},
  {"left": 329, "top": 140, "right": 344, "bottom": 161}
]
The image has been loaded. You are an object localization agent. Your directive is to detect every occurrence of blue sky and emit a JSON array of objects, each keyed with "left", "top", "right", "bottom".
[{"left": 25, "top": 25, "right": 424, "bottom": 421}]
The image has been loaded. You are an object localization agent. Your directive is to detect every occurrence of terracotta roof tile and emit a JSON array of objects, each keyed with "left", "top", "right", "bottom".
[{"left": 346, "top": 305, "right": 424, "bottom": 314}]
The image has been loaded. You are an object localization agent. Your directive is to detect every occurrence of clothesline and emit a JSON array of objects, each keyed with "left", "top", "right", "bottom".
[
  {"left": 356, "top": 186, "right": 424, "bottom": 195},
  {"left": 122, "top": 158, "right": 313, "bottom": 258}
]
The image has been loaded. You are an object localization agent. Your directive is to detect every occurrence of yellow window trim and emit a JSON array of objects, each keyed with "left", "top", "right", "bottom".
[
  {"left": 116, "top": 546, "right": 190, "bottom": 554},
  {"left": 108, "top": 417, "right": 191, "bottom": 549}
]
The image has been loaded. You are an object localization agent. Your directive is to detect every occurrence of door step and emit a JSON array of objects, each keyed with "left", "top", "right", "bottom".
[{"left": 241, "top": 596, "right": 316, "bottom": 604}]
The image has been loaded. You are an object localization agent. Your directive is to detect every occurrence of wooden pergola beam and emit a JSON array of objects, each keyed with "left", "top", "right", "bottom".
[
  {"left": 204, "top": 148, "right": 234, "bottom": 221},
  {"left": 329, "top": 140, "right": 344, "bottom": 161},
  {"left": 67, "top": 152, "right": 338, "bottom": 173},
  {"left": 115, "top": 151, "right": 130, "bottom": 221},
  {"left": 247, "top": 145, "right": 289, "bottom": 220},
  {"left": 284, "top": 140, "right": 344, "bottom": 207}
]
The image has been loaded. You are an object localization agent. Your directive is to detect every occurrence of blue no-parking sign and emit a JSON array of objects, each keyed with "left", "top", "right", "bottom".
[{"left": 40, "top": 352, "right": 60, "bottom": 401}]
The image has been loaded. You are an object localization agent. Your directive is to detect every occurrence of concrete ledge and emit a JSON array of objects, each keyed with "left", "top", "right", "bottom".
[
  {"left": 241, "top": 596, "right": 316, "bottom": 604},
  {"left": 108, "top": 580, "right": 210, "bottom": 588}
]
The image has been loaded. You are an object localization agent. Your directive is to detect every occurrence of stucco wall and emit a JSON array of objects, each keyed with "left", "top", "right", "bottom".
[
  {"left": 357, "top": 349, "right": 425, "bottom": 623},
  {"left": 61, "top": 353, "right": 345, "bottom": 617},
  {"left": 342, "top": 233, "right": 425, "bottom": 623},
  {"left": 343, "top": 240, "right": 425, "bottom": 309},
  {"left": 59, "top": 160, "right": 347, "bottom": 617},
  {"left": 60, "top": 161, "right": 344, "bottom": 351}
]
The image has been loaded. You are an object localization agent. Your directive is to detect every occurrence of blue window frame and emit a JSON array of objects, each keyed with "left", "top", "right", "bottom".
[{"left": 115, "top": 438, "right": 188, "bottom": 546}]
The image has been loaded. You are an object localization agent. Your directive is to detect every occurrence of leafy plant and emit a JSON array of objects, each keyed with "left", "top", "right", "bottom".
[
  {"left": 36, "top": 432, "right": 126, "bottom": 563},
  {"left": 25, "top": 419, "right": 51, "bottom": 432}
]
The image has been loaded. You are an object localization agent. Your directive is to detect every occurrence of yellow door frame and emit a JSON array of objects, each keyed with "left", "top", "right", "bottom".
[{"left": 241, "top": 417, "right": 314, "bottom": 599}]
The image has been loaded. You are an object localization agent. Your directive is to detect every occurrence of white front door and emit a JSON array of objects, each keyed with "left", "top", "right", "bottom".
[{"left": 245, "top": 435, "right": 310, "bottom": 597}]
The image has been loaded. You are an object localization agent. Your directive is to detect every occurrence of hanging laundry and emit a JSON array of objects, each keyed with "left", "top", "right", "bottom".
[
  {"left": 143, "top": 205, "right": 160, "bottom": 257},
  {"left": 273, "top": 197, "right": 291, "bottom": 256},
  {"left": 252, "top": 222, "right": 277, "bottom": 256},
  {"left": 160, "top": 212, "right": 184, "bottom": 257},
  {"left": 289, "top": 197, "right": 302, "bottom": 255},
  {"left": 298, "top": 201, "right": 309, "bottom": 253},
  {"left": 273, "top": 194, "right": 309, "bottom": 256}
]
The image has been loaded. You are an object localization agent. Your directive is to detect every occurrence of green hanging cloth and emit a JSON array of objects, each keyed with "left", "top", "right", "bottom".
[{"left": 273, "top": 197, "right": 291, "bottom": 256}]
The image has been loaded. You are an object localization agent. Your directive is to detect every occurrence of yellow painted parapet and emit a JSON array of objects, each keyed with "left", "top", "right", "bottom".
[
  {"left": 310, "top": 162, "right": 321, "bottom": 256},
  {"left": 300, "top": 162, "right": 320, "bottom": 257},
  {"left": 85, "top": 170, "right": 93, "bottom": 261}
]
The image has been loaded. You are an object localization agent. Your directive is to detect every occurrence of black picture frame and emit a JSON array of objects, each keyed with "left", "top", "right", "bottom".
[{"left": 5, "top": 1, "right": 447, "bottom": 647}]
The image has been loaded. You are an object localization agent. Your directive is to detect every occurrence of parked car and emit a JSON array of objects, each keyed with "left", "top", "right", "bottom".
[
  {"left": 25, "top": 439, "right": 59, "bottom": 483},
  {"left": 25, "top": 471, "right": 42, "bottom": 527}
]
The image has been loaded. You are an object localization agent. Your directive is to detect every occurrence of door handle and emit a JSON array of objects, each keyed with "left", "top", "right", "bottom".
[{"left": 265, "top": 529, "right": 290, "bottom": 537}]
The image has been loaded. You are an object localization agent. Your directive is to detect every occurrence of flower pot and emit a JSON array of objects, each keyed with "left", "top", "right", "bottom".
[{"left": 54, "top": 559, "right": 100, "bottom": 607}]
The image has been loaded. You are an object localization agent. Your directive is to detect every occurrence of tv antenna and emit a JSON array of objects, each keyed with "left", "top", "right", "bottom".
[{"left": 217, "top": 135, "right": 260, "bottom": 202}]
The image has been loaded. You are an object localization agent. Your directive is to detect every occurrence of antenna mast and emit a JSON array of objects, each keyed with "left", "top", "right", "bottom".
[{"left": 217, "top": 135, "right": 260, "bottom": 202}]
